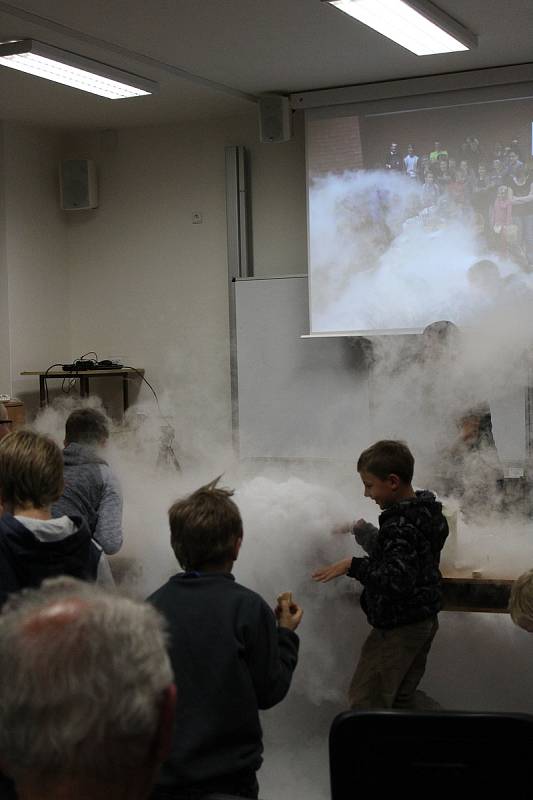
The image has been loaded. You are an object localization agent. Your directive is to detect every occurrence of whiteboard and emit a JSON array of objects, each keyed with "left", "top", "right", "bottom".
[
  {"left": 233, "top": 276, "right": 527, "bottom": 468},
  {"left": 234, "top": 276, "right": 371, "bottom": 460}
]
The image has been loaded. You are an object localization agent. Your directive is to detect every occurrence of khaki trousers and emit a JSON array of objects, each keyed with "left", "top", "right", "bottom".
[{"left": 348, "top": 616, "right": 440, "bottom": 710}]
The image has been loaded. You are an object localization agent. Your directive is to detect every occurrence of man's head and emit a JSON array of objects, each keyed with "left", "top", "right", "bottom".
[
  {"left": 65, "top": 407, "right": 109, "bottom": 447},
  {"left": 467, "top": 259, "right": 501, "bottom": 295},
  {"left": 0, "top": 403, "right": 12, "bottom": 441},
  {"left": 422, "top": 320, "right": 460, "bottom": 361},
  {"left": 434, "top": 141, "right": 441, "bottom": 150},
  {"left": 510, "top": 570, "right": 533, "bottom": 633},
  {"left": 169, "top": 477, "right": 243, "bottom": 572},
  {"left": 357, "top": 440, "right": 414, "bottom": 509},
  {"left": 0, "top": 429, "right": 63, "bottom": 513},
  {"left": 0, "top": 577, "right": 175, "bottom": 799},
  {"left": 407, "top": 144, "right": 415, "bottom": 155}
]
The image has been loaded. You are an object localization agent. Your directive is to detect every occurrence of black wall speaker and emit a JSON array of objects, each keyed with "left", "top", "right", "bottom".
[
  {"left": 258, "top": 95, "right": 293, "bottom": 144},
  {"left": 59, "top": 159, "right": 98, "bottom": 211}
]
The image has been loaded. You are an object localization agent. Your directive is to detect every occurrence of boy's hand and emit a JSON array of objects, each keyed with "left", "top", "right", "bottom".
[
  {"left": 331, "top": 519, "right": 368, "bottom": 535},
  {"left": 312, "top": 558, "right": 352, "bottom": 583},
  {"left": 331, "top": 521, "right": 353, "bottom": 535},
  {"left": 275, "top": 591, "right": 303, "bottom": 631}
]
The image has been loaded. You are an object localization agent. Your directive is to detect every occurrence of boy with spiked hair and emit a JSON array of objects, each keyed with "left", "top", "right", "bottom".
[
  {"left": 149, "top": 477, "right": 302, "bottom": 800},
  {"left": 313, "top": 440, "right": 448, "bottom": 710}
]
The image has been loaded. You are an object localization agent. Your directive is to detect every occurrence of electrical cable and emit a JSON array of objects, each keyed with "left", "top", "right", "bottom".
[
  {"left": 122, "top": 365, "right": 181, "bottom": 471},
  {"left": 43, "top": 363, "right": 65, "bottom": 405},
  {"left": 58, "top": 354, "right": 98, "bottom": 397},
  {"left": 122, "top": 366, "right": 161, "bottom": 411}
]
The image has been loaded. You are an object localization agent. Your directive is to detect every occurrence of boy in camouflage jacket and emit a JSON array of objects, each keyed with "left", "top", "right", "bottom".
[{"left": 313, "top": 440, "right": 448, "bottom": 709}]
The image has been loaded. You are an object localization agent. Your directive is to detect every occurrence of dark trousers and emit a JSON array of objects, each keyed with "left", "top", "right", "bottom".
[
  {"left": 151, "top": 770, "right": 259, "bottom": 800},
  {"left": 0, "top": 773, "right": 16, "bottom": 800},
  {"left": 348, "top": 616, "right": 440, "bottom": 710}
]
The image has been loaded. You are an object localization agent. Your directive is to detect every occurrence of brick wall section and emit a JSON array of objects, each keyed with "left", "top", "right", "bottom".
[{"left": 307, "top": 114, "right": 364, "bottom": 177}]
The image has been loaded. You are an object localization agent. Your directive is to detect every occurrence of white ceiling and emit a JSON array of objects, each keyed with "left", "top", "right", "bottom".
[{"left": 0, "top": 0, "right": 532, "bottom": 129}]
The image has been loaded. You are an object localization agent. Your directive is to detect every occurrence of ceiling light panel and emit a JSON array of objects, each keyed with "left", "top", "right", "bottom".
[
  {"left": 327, "top": 0, "right": 475, "bottom": 56},
  {"left": 0, "top": 40, "right": 157, "bottom": 98}
]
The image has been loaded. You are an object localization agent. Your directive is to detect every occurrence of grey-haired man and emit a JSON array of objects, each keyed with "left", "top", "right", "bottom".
[{"left": 0, "top": 577, "right": 176, "bottom": 800}]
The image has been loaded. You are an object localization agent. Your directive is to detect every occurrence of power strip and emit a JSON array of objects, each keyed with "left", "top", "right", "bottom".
[
  {"left": 61, "top": 360, "right": 124, "bottom": 372},
  {"left": 62, "top": 360, "right": 97, "bottom": 372}
]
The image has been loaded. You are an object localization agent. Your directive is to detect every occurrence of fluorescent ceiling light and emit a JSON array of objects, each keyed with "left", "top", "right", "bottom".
[
  {"left": 0, "top": 39, "right": 158, "bottom": 99},
  {"left": 325, "top": 0, "right": 477, "bottom": 56}
]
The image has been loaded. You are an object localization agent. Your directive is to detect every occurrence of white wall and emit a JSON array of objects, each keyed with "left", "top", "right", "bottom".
[
  {"left": 2, "top": 123, "right": 70, "bottom": 406},
  {"left": 251, "top": 112, "right": 307, "bottom": 276},
  {"left": 0, "top": 123, "right": 10, "bottom": 395},
  {"left": 65, "top": 110, "right": 306, "bottom": 458}
]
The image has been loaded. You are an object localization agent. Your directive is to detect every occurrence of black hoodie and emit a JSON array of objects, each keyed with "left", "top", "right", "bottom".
[
  {"left": 148, "top": 572, "right": 299, "bottom": 791},
  {"left": 0, "top": 513, "right": 101, "bottom": 608},
  {"left": 348, "top": 490, "right": 449, "bottom": 629}
]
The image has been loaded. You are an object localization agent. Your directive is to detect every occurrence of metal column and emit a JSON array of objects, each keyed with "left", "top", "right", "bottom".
[{"left": 225, "top": 145, "right": 253, "bottom": 453}]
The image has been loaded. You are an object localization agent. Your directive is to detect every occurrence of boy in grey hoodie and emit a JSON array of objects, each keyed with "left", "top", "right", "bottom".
[{"left": 52, "top": 408, "right": 123, "bottom": 555}]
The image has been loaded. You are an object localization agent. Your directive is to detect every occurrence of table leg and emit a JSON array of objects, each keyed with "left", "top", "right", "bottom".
[
  {"left": 80, "top": 376, "right": 90, "bottom": 398},
  {"left": 122, "top": 374, "right": 129, "bottom": 412},
  {"left": 39, "top": 376, "right": 46, "bottom": 408}
]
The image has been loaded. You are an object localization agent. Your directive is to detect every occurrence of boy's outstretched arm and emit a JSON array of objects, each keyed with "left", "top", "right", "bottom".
[
  {"left": 331, "top": 521, "right": 353, "bottom": 535},
  {"left": 349, "top": 528, "right": 419, "bottom": 595},
  {"left": 94, "top": 469, "right": 123, "bottom": 555},
  {"left": 352, "top": 519, "right": 379, "bottom": 555},
  {"left": 312, "top": 558, "right": 352, "bottom": 583},
  {"left": 331, "top": 519, "right": 378, "bottom": 556}
]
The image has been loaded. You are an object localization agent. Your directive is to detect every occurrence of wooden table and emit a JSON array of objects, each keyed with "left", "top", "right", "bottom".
[
  {"left": 3, "top": 400, "right": 26, "bottom": 429},
  {"left": 21, "top": 368, "right": 145, "bottom": 412},
  {"left": 441, "top": 569, "right": 515, "bottom": 613}
]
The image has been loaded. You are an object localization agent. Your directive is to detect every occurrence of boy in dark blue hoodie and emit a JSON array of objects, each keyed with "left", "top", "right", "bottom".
[
  {"left": 313, "top": 440, "right": 448, "bottom": 710},
  {"left": 0, "top": 429, "right": 113, "bottom": 608},
  {"left": 148, "top": 478, "right": 302, "bottom": 800}
]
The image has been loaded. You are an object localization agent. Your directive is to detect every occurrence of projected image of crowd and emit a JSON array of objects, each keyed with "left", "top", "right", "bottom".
[{"left": 382, "top": 136, "right": 533, "bottom": 269}]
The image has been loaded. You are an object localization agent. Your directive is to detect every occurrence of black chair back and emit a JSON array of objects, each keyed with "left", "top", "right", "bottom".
[{"left": 330, "top": 709, "right": 533, "bottom": 796}]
